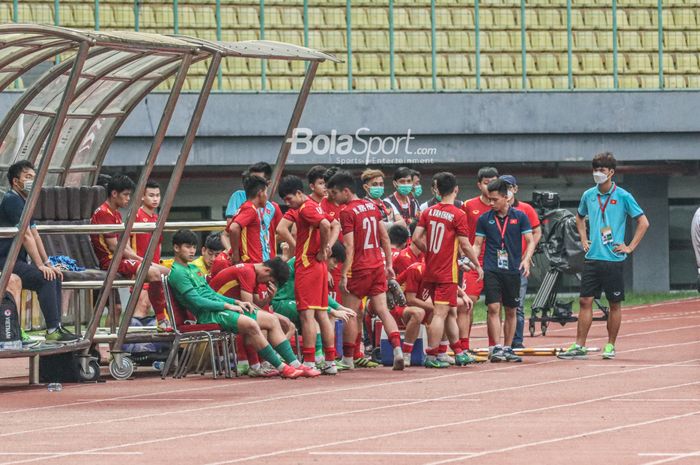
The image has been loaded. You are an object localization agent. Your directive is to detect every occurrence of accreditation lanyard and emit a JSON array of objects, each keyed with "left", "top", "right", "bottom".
[
  {"left": 597, "top": 184, "right": 617, "bottom": 225},
  {"left": 494, "top": 213, "right": 510, "bottom": 249}
]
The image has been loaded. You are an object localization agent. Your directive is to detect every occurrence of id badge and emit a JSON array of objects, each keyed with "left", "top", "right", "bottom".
[
  {"left": 600, "top": 226, "right": 613, "bottom": 245},
  {"left": 497, "top": 249, "right": 509, "bottom": 270}
]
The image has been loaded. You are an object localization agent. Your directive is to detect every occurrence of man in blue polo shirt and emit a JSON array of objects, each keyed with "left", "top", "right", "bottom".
[
  {"left": 559, "top": 152, "right": 649, "bottom": 360},
  {"left": 0, "top": 160, "right": 78, "bottom": 343},
  {"left": 474, "top": 178, "right": 535, "bottom": 363}
]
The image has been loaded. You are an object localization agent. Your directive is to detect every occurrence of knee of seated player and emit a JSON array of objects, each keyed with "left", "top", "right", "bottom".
[
  {"left": 237, "top": 315, "right": 262, "bottom": 336},
  {"left": 432, "top": 305, "right": 450, "bottom": 318},
  {"left": 405, "top": 307, "right": 425, "bottom": 322},
  {"left": 255, "top": 310, "right": 278, "bottom": 330},
  {"left": 7, "top": 274, "right": 22, "bottom": 294}
]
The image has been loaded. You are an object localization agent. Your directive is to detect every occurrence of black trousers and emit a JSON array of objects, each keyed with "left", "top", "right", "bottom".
[{"left": 0, "top": 259, "right": 62, "bottom": 329}]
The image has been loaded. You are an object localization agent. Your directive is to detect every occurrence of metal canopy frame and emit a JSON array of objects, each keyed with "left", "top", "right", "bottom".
[{"left": 0, "top": 25, "right": 338, "bottom": 374}]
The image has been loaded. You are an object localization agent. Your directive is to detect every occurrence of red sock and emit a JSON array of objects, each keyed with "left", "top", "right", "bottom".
[
  {"left": 426, "top": 346, "right": 439, "bottom": 356},
  {"left": 389, "top": 331, "right": 402, "bottom": 349},
  {"left": 147, "top": 281, "right": 168, "bottom": 321},
  {"left": 450, "top": 342, "right": 463, "bottom": 355},
  {"left": 438, "top": 342, "right": 448, "bottom": 354},
  {"left": 324, "top": 346, "right": 336, "bottom": 362},
  {"left": 302, "top": 347, "right": 315, "bottom": 363},
  {"left": 246, "top": 345, "right": 260, "bottom": 365},
  {"left": 460, "top": 338, "right": 470, "bottom": 351},
  {"left": 402, "top": 342, "right": 414, "bottom": 354},
  {"left": 488, "top": 336, "right": 497, "bottom": 346},
  {"left": 236, "top": 337, "right": 248, "bottom": 362},
  {"left": 354, "top": 333, "right": 363, "bottom": 359},
  {"left": 343, "top": 343, "right": 355, "bottom": 358}
]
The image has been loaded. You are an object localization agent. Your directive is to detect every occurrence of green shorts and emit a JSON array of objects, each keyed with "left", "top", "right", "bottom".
[
  {"left": 196, "top": 308, "right": 257, "bottom": 334},
  {"left": 272, "top": 300, "right": 300, "bottom": 329}
]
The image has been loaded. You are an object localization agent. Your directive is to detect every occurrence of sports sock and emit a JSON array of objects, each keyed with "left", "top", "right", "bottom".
[
  {"left": 236, "top": 338, "right": 248, "bottom": 363},
  {"left": 274, "top": 340, "right": 299, "bottom": 365},
  {"left": 354, "top": 333, "right": 364, "bottom": 359},
  {"left": 315, "top": 333, "right": 323, "bottom": 357},
  {"left": 343, "top": 342, "right": 356, "bottom": 358},
  {"left": 324, "top": 346, "right": 337, "bottom": 362},
  {"left": 302, "top": 347, "right": 316, "bottom": 364},
  {"left": 246, "top": 345, "right": 260, "bottom": 366},
  {"left": 450, "top": 342, "right": 463, "bottom": 355},
  {"left": 388, "top": 331, "right": 402, "bottom": 349},
  {"left": 460, "top": 338, "right": 470, "bottom": 351},
  {"left": 147, "top": 280, "right": 168, "bottom": 321},
  {"left": 257, "top": 344, "right": 284, "bottom": 370},
  {"left": 488, "top": 336, "right": 497, "bottom": 346},
  {"left": 402, "top": 342, "right": 414, "bottom": 354},
  {"left": 426, "top": 346, "right": 439, "bottom": 360},
  {"left": 438, "top": 340, "right": 449, "bottom": 354}
]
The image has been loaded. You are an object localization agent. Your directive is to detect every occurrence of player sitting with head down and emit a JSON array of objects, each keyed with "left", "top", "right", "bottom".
[
  {"left": 389, "top": 223, "right": 423, "bottom": 276},
  {"left": 327, "top": 170, "right": 405, "bottom": 371},
  {"left": 167, "top": 229, "right": 309, "bottom": 379},
  {"left": 278, "top": 175, "right": 341, "bottom": 375},
  {"left": 412, "top": 172, "right": 483, "bottom": 368}
]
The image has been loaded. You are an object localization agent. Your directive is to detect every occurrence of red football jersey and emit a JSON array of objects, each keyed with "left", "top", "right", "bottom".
[
  {"left": 267, "top": 202, "right": 283, "bottom": 259},
  {"left": 90, "top": 201, "right": 122, "bottom": 269},
  {"left": 208, "top": 263, "right": 257, "bottom": 300},
  {"left": 340, "top": 199, "right": 384, "bottom": 273},
  {"left": 228, "top": 200, "right": 263, "bottom": 264},
  {"left": 393, "top": 245, "right": 422, "bottom": 276},
  {"left": 398, "top": 262, "right": 426, "bottom": 297},
  {"left": 294, "top": 199, "right": 332, "bottom": 268},
  {"left": 462, "top": 196, "right": 491, "bottom": 264},
  {"left": 320, "top": 197, "right": 345, "bottom": 241},
  {"left": 418, "top": 203, "right": 469, "bottom": 284},
  {"left": 131, "top": 207, "right": 161, "bottom": 263},
  {"left": 513, "top": 200, "right": 540, "bottom": 253},
  {"left": 208, "top": 251, "right": 232, "bottom": 279}
]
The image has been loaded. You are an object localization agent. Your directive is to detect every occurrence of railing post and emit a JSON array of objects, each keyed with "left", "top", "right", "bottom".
[
  {"left": 657, "top": 0, "right": 663, "bottom": 89},
  {"left": 12, "top": 0, "right": 18, "bottom": 22},
  {"left": 134, "top": 0, "right": 140, "bottom": 31},
  {"left": 54, "top": 0, "right": 60, "bottom": 26},
  {"left": 216, "top": 0, "right": 222, "bottom": 90},
  {"left": 475, "top": 0, "right": 481, "bottom": 90},
  {"left": 520, "top": 0, "right": 526, "bottom": 90},
  {"left": 303, "top": 0, "right": 309, "bottom": 71},
  {"left": 612, "top": 0, "right": 618, "bottom": 89},
  {"left": 94, "top": 0, "right": 99, "bottom": 31},
  {"left": 260, "top": 0, "right": 266, "bottom": 91},
  {"left": 567, "top": 0, "right": 572, "bottom": 89},
  {"left": 389, "top": 0, "right": 395, "bottom": 90},
  {"left": 173, "top": 0, "right": 179, "bottom": 34},
  {"left": 346, "top": 0, "right": 352, "bottom": 91},
  {"left": 431, "top": 0, "right": 437, "bottom": 91}
]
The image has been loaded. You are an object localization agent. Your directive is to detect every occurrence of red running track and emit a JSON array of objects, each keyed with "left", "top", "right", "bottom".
[{"left": 1, "top": 298, "right": 699, "bottom": 465}]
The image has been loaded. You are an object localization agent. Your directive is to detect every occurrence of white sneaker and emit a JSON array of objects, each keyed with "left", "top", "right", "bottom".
[
  {"left": 437, "top": 353, "right": 455, "bottom": 365},
  {"left": 393, "top": 347, "right": 405, "bottom": 371},
  {"left": 403, "top": 352, "right": 411, "bottom": 367},
  {"left": 320, "top": 361, "right": 338, "bottom": 375}
]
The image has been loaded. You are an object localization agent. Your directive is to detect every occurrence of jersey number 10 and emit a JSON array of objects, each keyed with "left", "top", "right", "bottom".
[{"left": 429, "top": 220, "right": 446, "bottom": 253}]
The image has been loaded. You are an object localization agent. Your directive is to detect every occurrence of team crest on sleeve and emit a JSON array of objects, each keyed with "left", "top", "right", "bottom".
[
  {"left": 472, "top": 210, "right": 479, "bottom": 214},
  {"left": 509, "top": 219, "right": 518, "bottom": 224}
]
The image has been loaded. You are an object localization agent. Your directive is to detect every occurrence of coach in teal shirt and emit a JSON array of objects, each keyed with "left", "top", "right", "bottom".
[{"left": 559, "top": 152, "right": 649, "bottom": 362}]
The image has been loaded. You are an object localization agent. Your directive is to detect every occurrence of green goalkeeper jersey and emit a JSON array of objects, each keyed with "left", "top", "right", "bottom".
[{"left": 169, "top": 261, "right": 238, "bottom": 314}]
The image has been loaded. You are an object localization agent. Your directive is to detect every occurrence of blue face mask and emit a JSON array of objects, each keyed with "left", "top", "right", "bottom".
[
  {"left": 413, "top": 185, "right": 423, "bottom": 197},
  {"left": 396, "top": 184, "right": 413, "bottom": 196},
  {"left": 369, "top": 186, "right": 384, "bottom": 199}
]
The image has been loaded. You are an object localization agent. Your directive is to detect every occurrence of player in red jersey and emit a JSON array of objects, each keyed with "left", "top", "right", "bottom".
[
  {"left": 460, "top": 166, "right": 499, "bottom": 350},
  {"left": 278, "top": 175, "right": 340, "bottom": 375},
  {"left": 327, "top": 170, "right": 405, "bottom": 371},
  {"left": 389, "top": 223, "right": 423, "bottom": 275},
  {"left": 90, "top": 175, "right": 171, "bottom": 330},
  {"left": 227, "top": 175, "right": 267, "bottom": 265},
  {"left": 131, "top": 179, "right": 162, "bottom": 319},
  {"left": 209, "top": 259, "right": 320, "bottom": 378},
  {"left": 394, "top": 262, "right": 431, "bottom": 366},
  {"left": 413, "top": 172, "right": 483, "bottom": 368}
]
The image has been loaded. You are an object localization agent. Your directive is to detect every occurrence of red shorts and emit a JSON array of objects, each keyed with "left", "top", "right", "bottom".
[
  {"left": 464, "top": 269, "right": 484, "bottom": 298},
  {"left": 330, "top": 262, "right": 343, "bottom": 304},
  {"left": 117, "top": 258, "right": 141, "bottom": 277},
  {"left": 391, "top": 305, "right": 431, "bottom": 325},
  {"left": 347, "top": 267, "right": 388, "bottom": 298},
  {"left": 420, "top": 281, "right": 458, "bottom": 307},
  {"left": 295, "top": 260, "right": 329, "bottom": 311}
]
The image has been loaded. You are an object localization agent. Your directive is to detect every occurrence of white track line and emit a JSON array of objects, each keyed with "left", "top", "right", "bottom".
[
  {"left": 2, "top": 354, "right": 695, "bottom": 465},
  {"left": 612, "top": 399, "right": 700, "bottom": 403},
  {"left": 420, "top": 412, "right": 700, "bottom": 465},
  {"left": 0, "top": 452, "right": 142, "bottom": 456},
  {"left": 310, "top": 452, "right": 477, "bottom": 456},
  {"left": 3, "top": 320, "right": 695, "bottom": 419},
  {"left": 74, "top": 398, "right": 215, "bottom": 402},
  {"left": 343, "top": 398, "right": 481, "bottom": 402}
]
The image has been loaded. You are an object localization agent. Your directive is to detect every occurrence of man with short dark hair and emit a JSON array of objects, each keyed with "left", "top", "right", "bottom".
[
  {"left": 132, "top": 179, "right": 162, "bottom": 319},
  {"left": 559, "top": 152, "right": 649, "bottom": 360},
  {"left": 420, "top": 175, "right": 463, "bottom": 212},
  {"left": 0, "top": 160, "right": 77, "bottom": 342},
  {"left": 500, "top": 175, "right": 542, "bottom": 349},
  {"left": 227, "top": 175, "right": 269, "bottom": 265},
  {"left": 474, "top": 178, "right": 535, "bottom": 363},
  {"left": 385, "top": 167, "right": 421, "bottom": 224},
  {"left": 307, "top": 165, "right": 328, "bottom": 204},
  {"left": 191, "top": 232, "right": 224, "bottom": 276},
  {"left": 90, "top": 174, "right": 171, "bottom": 331}
]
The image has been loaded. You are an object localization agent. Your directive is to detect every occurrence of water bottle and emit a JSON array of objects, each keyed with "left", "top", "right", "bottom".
[
  {"left": 152, "top": 361, "right": 165, "bottom": 372},
  {"left": 47, "top": 383, "right": 62, "bottom": 392}
]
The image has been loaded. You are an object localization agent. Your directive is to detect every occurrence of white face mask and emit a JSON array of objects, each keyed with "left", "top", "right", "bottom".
[
  {"left": 22, "top": 179, "right": 33, "bottom": 193},
  {"left": 593, "top": 171, "right": 608, "bottom": 185},
  {"left": 507, "top": 190, "right": 514, "bottom": 200}
]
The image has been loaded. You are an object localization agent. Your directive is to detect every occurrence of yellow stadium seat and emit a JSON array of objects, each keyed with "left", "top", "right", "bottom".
[
  {"left": 446, "top": 54, "right": 470, "bottom": 75},
  {"left": 687, "top": 76, "right": 700, "bottom": 88},
  {"left": 664, "top": 75, "right": 687, "bottom": 88},
  {"left": 451, "top": 8, "right": 474, "bottom": 29},
  {"left": 672, "top": 9, "right": 696, "bottom": 28},
  {"left": 21, "top": 3, "right": 53, "bottom": 24},
  {"left": 154, "top": 4, "right": 174, "bottom": 28},
  {"left": 579, "top": 53, "right": 607, "bottom": 73},
  {"left": 352, "top": 7, "right": 369, "bottom": 28},
  {"left": 435, "top": 8, "right": 453, "bottom": 28},
  {"left": 625, "top": 53, "right": 652, "bottom": 73},
  {"left": 529, "top": 76, "right": 553, "bottom": 89},
  {"left": 440, "top": 77, "right": 468, "bottom": 90},
  {"left": 237, "top": 6, "right": 260, "bottom": 28},
  {"left": 626, "top": 9, "right": 653, "bottom": 29},
  {"left": 393, "top": 8, "right": 410, "bottom": 28},
  {"left": 397, "top": 76, "right": 424, "bottom": 90},
  {"left": 193, "top": 5, "right": 216, "bottom": 29},
  {"left": 595, "top": 76, "right": 614, "bottom": 88},
  {"left": 408, "top": 8, "right": 431, "bottom": 28},
  {"left": 595, "top": 31, "right": 613, "bottom": 50},
  {"left": 354, "top": 77, "right": 378, "bottom": 91},
  {"left": 674, "top": 53, "right": 699, "bottom": 72},
  {"left": 491, "top": 54, "right": 516, "bottom": 75},
  {"left": 485, "top": 76, "right": 511, "bottom": 90},
  {"left": 396, "top": 31, "right": 431, "bottom": 52},
  {"left": 551, "top": 31, "right": 567, "bottom": 50},
  {"left": 323, "top": 8, "right": 346, "bottom": 28},
  {"left": 366, "top": 7, "right": 388, "bottom": 27},
  {"left": 485, "top": 31, "right": 519, "bottom": 51},
  {"left": 573, "top": 31, "right": 598, "bottom": 51},
  {"left": 268, "top": 77, "right": 293, "bottom": 91},
  {"left": 619, "top": 76, "right": 641, "bottom": 88},
  {"left": 638, "top": 75, "right": 659, "bottom": 88},
  {"left": 312, "top": 77, "right": 335, "bottom": 91},
  {"left": 321, "top": 30, "right": 346, "bottom": 50},
  {"left": 0, "top": 3, "right": 12, "bottom": 23},
  {"left": 571, "top": 10, "right": 584, "bottom": 28},
  {"left": 222, "top": 77, "right": 253, "bottom": 91},
  {"left": 178, "top": 5, "right": 196, "bottom": 28},
  {"left": 276, "top": 7, "right": 302, "bottom": 27},
  {"left": 616, "top": 10, "right": 629, "bottom": 28},
  {"left": 492, "top": 9, "right": 517, "bottom": 28},
  {"left": 639, "top": 31, "right": 657, "bottom": 50},
  {"left": 264, "top": 7, "right": 282, "bottom": 28},
  {"left": 583, "top": 9, "right": 610, "bottom": 28},
  {"left": 400, "top": 55, "right": 428, "bottom": 75},
  {"left": 537, "top": 9, "right": 564, "bottom": 29},
  {"left": 536, "top": 53, "right": 562, "bottom": 74},
  {"left": 574, "top": 75, "right": 596, "bottom": 89},
  {"left": 524, "top": 9, "right": 539, "bottom": 28},
  {"left": 529, "top": 31, "right": 554, "bottom": 50},
  {"left": 269, "top": 30, "right": 304, "bottom": 45},
  {"left": 362, "top": 31, "right": 389, "bottom": 51},
  {"left": 663, "top": 31, "right": 686, "bottom": 50},
  {"left": 446, "top": 30, "right": 472, "bottom": 50},
  {"left": 478, "top": 9, "right": 494, "bottom": 28},
  {"left": 619, "top": 31, "right": 643, "bottom": 51},
  {"left": 357, "top": 53, "right": 385, "bottom": 74}
]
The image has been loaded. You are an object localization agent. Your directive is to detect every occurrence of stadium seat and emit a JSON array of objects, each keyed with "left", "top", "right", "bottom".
[
  {"left": 574, "top": 75, "right": 597, "bottom": 89},
  {"left": 536, "top": 53, "right": 562, "bottom": 74},
  {"left": 446, "top": 54, "right": 470, "bottom": 75},
  {"left": 362, "top": 31, "right": 390, "bottom": 51},
  {"left": 440, "top": 76, "right": 468, "bottom": 90},
  {"left": 238, "top": 6, "right": 260, "bottom": 28},
  {"left": 639, "top": 31, "right": 658, "bottom": 50},
  {"left": 619, "top": 31, "right": 643, "bottom": 51},
  {"left": 529, "top": 31, "right": 554, "bottom": 51},
  {"left": 579, "top": 53, "right": 608, "bottom": 74},
  {"left": 529, "top": 76, "right": 554, "bottom": 89},
  {"left": 450, "top": 8, "right": 474, "bottom": 29},
  {"left": 625, "top": 53, "right": 653, "bottom": 73},
  {"left": 672, "top": 9, "right": 696, "bottom": 29},
  {"left": 626, "top": 9, "right": 654, "bottom": 29},
  {"left": 491, "top": 54, "right": 516, "bottom": 75},
  {"left": 574, "top": 31, "right": 598, "bottom": 51},
  {"left": 408, "top": 8, "right": 431, "bottom": 28},
  {"left": 673, "top": 53, "right": 699, "bottom": 73},
  {"left": 354, "top": 76, "right": 378, "bottom": 91},
  {"left": 619, "top": 75, "right": 641, "bottom": 89},
  {"left": 400, "top": 55, "right": 429, "bottom": 75},
  {"left": 485, "top": 76, "right": 512, "bottom": 90},
  {"left": 357, "top": 53, "right": 385, "bottom": 74},
  {"left": 664, "top": 75, "right": 688, "bottom": 88}
]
